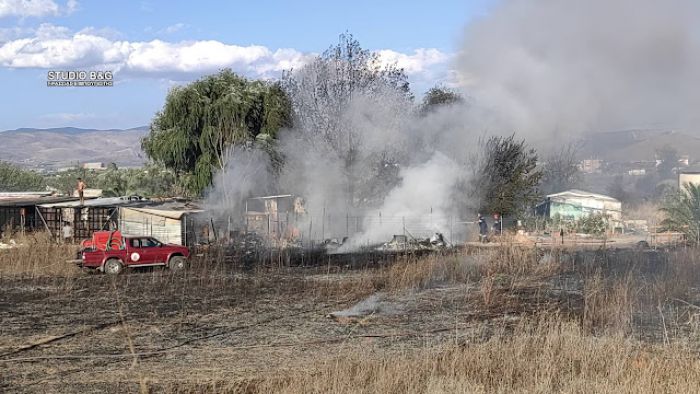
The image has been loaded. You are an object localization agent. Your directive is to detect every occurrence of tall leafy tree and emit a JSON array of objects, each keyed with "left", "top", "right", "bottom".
[
  {"left": 471, "top": 135, "right": 542, "bottom": 218},
  {"left": 142, "top": 70, "right": 292, "bottom": 195},
  {"left": 660, "top": 182, "right": 700, "bottom": 244}
]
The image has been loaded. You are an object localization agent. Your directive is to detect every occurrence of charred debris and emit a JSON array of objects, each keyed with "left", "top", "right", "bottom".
[{"left": 203, "top": 194, "right": 451, "bottom": 267}]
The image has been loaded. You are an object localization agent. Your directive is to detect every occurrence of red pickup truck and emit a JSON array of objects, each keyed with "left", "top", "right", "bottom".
[{"left": 76, "top": 231, "right": 190, "bottom": 274}]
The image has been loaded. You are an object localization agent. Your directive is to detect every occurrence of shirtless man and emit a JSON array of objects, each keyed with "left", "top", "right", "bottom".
[{"left": 77, "top": 177, "right": 87, "bottom": 205}]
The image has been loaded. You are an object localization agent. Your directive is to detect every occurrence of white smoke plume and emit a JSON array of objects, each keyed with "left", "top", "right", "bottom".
[
  {"left": 204, "top": 148, "right": 274, "bottom": 222},
  {"left": 341, "top": 153, "right": 462, "bottom": 249},
  {"left": 457, "top": 0, "right": 700, "bottom": 142},
  {"left": 206, "top": 0, "right": 700, "bottom": 247}
]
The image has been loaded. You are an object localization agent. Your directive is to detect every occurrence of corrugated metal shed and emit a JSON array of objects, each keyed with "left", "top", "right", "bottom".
[
  {"left": 119, "top": 204, "right": 204, "bottom": 246},
  {"left": 0, "top": 194, "right": 78, "bottom": 234}
]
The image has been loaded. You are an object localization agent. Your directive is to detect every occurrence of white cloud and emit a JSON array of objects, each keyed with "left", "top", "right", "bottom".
[
  {"left": 376, "top": 48, "right": 450, "bottom": 74},
  {"left": 158, "top": 23, "right": 187, "bottom": 35},
  {"left": 0, "top": 26, "right": 32, "bottom": 41},
  {"left": 65, "top": 0, "right": 76, "bottom": 13},
  {"left": 0, "top": 25, "right": 450, "bottom": 83},
  {"left": 0, "top": 0, "right": 77, "bottom": 18}
]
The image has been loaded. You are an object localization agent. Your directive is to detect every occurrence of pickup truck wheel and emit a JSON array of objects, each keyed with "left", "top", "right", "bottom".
[
  {"left": 168, "top": 256, "right": 186, "bottom": 271},
  {"left": 103, "top": 259, "right": 123, "bottom": 275}
]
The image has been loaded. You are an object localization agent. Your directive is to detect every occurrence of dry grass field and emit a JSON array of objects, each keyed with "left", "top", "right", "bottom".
[{"left": 2, "top": 234, "right": 700, "bottom": 393}]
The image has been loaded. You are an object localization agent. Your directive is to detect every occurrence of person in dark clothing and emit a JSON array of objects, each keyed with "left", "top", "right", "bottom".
[
  {"left": 492, "top": 213, "right": 502, "bottom": 235},
  {"left": 478, "top": 214, "right": 488, "bottom": 243},
  {"left": 560, "top": 228, "right": 565, "bottom": 245}
]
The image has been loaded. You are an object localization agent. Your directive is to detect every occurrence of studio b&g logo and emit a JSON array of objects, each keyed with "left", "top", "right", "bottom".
[{"left": 47, "top": 70, "right": 114, "bottom": 87}]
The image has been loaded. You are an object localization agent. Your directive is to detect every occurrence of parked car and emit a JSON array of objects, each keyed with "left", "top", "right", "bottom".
[{"left": 74, "top": 230, "right": 190, "bottom": 274}]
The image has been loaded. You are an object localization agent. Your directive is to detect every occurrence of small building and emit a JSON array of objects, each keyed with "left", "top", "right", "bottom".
[
  {"left": 535, "top": 189, "right": 622, "bottom": 223},
  {"left": 37, "top": 196, "right": 150, "bottom": 239},
  {"left": 81, "top": 162, "right": 105, "bottom": 170},
  {"left": 0, "top": 193, "right": 207, "bottom": 245},
  {"left": 678, "top": 168, "right": 700, "bottom": 189},
  {"left": 0, "top": 193, "right": 76, "bottom": 235},
  {"left": 578, "top": 159, "right": 603, "bottom": 174},
  {"left": 119, "top": 202, "right": 204, "bottom": 246}
]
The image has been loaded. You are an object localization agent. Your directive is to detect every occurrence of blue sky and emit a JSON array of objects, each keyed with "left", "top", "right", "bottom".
[{"left": 0, "top": 0, "right": 494, "bottom": 130}]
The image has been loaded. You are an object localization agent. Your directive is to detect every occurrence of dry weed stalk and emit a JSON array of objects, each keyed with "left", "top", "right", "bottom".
[{"left": 0, "top": 231, "right": 79, "bottom": 278}]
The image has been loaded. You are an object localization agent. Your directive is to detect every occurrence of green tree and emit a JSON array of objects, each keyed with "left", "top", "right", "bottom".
[
  {"left": 660, "top": 182, "right": 700, "bottom": 244},
  {"left": 44, "top": 168, "right": 96, "bottom": 196},
  {"left": 142, "top": 70, "right": 292, "bottom": 196},
  {"left": 471, "top": 135, "right": 543, "bottom": 218},
  {"left": 96, "top": 168, "right": 127, "bottom": 197},
  {"left": 420, "top": 85, "right": 464, "bottom": 115},
  {"left": 0, "top": 162, "right": 45, "bottom": 191},
  {"left": 123, "top": 165, "right": 178, "bottom": 197}
]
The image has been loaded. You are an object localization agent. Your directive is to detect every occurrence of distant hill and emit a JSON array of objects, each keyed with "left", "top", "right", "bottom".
[
  {"left": 0, "top": 126, "right": 149, "bottom": 170},
  {"left": 580, "top": 129, "right": 700, "bottom": 162}
]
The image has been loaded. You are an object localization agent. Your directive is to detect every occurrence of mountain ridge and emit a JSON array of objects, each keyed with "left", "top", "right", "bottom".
[{"left": 0, "top": 126, "right": 150, "bottom": 170}]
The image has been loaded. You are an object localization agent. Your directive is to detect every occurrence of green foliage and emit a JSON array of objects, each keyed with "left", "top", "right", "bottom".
[
  {"left": 96, "top": 165, "right": 178, "bottom": 197},
  {"left": 142, "top": 70, "right": 292, "bottom": 196},
  {"left": 575, "top": 213, "right": 609, "bottom": 235},
  {"left": 43, "top": 165, "right": 177, "bottom": 198},
  {"left": 43, "top": 168, "right": 96, "bottom": 196},
  {"left": 545, "top": 213, "right": 609, "bottom": 235},
  {"left": 660, "top": 182, "right": 700, "bottom": 243},
  {"left": 420, "top": 85, "right": 464, "bottom": 115},
  {"left": 0, "top": 162, "right": 46, "bottom": 191},
  {"left": 472, "top": 134, "right": 542, "bottom": 218}
]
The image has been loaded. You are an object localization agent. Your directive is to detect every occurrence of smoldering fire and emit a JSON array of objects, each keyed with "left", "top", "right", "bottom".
[{"left": 205, "top": 0, "right": 700, "bottom": 248}]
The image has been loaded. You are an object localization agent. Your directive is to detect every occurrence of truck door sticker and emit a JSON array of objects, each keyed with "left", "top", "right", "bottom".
[{"left": 131, "top": 252, "right": 140, "bottom": 262}]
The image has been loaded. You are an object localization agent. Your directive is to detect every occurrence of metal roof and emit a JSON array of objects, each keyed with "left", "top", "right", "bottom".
[
  {"left": 122, "top": 206, "right": 204, "bottom": 220},
  {"left": 0, "top": 196, "right": 78, "bottom": 207},
  {"left": 247, "top": 194, "right": 294, "bottom": 200},
  {"left": 37, "top": 196, "right": 150, "bottom": 208},
  {"left": 679, "top": 166, "right": 700, "bottom": 174},
  {"left": 0, "top": 192, "right": 54, "bottom": 198},
  {"left": 545, "top": 189, "right": 620, "bottom": 203}
]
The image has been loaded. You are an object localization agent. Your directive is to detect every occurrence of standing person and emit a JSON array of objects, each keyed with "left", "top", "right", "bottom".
[
  {"left": 77, "top": 177, "right": 87, "bottom": 205},
  {"left": 478, "top": 214, "right": 488, "bottom": 243},
  {"left": 62, "top": 223, "right": 73, "bottom": 244},
  {"left": 492, "top": 213, "right": 502, "bottom": 235}
]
